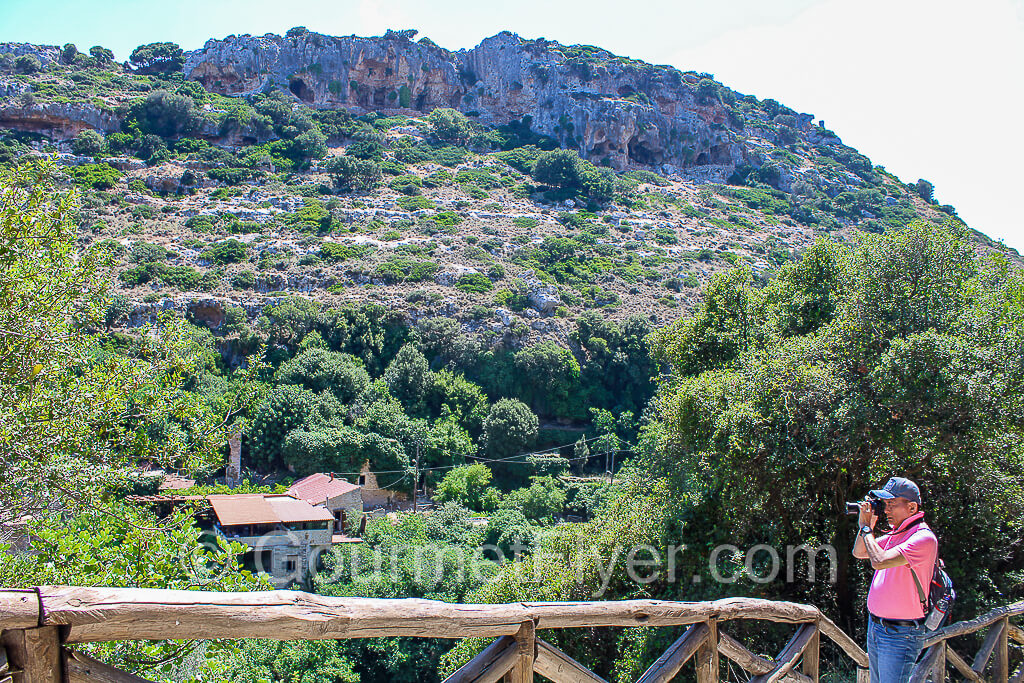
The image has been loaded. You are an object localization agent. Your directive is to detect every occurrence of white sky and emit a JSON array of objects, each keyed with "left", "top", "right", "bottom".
[{"left": 3, "top": 0, "right": 1022, "bottom": 250}]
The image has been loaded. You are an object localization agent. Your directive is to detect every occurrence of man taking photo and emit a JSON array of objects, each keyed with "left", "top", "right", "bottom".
[{"left": 852, "top": 477, "right": 938, "bottom": 683}]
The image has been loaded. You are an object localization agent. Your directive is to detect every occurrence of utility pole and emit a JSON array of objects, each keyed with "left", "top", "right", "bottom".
[
  {"left": 412, "top": 443, "right": 419, "bottom": 514},
  {"left": 610, "top": 448, "right": 616, "bottom": 486}
]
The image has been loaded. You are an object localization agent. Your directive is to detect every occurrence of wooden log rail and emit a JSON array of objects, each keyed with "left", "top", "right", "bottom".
[{"left": 0, "top": 588, "right": 1019, "bottom": 682}]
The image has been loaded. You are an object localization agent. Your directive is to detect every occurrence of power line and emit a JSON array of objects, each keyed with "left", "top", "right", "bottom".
[{"left": 326, "top": 433, "right": 633, "bottom": 479}]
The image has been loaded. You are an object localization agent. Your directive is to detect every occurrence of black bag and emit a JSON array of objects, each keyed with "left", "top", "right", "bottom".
[{"left": 902, "top": 519, "right": 956, "bottom": 630}]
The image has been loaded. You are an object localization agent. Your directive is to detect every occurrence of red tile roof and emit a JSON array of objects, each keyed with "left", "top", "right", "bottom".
[
  {"left": 208, "top": 495, "right": 278, "bottom": 526},
  {"left": 208, "top": 494, "right": 333, "bottom": 526},
  {"left": 287, "top": 472, "right": 360, "bottom": 505},
  {"left": 267, "top": 495, "right": 334, "bottom": 524}
]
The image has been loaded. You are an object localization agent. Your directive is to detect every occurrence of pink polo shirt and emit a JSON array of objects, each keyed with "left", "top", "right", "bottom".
[{"left": 866, "top": 512, "right": 938, "bottom": 620}]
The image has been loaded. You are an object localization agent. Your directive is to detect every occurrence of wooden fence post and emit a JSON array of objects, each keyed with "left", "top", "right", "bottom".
[
  {"left": 993, "top": 617, "right": 1010, "bottom": 683},
  {"left": 933, "top": 642, "right": 947, "bottom": 683},
  {"left": 801, "top": 624, "right": 820, "bottom": 683},
  {"left": 0, "top": 627, "right": 63, "bottom": 683},
  {"left": 695, "top": 619, "right": 719, "bottom": 683},
  {"left": 504, "top": 621, "right": 535, "bottom": 683}
]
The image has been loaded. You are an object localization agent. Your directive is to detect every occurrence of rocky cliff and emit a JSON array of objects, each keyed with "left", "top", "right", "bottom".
[{"left": 184, "top": 30, "right": 761, "bottom": 174}]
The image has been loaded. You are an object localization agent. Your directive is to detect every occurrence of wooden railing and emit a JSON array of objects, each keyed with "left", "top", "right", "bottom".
[{"left": 0, "top": 587, "right": 1020, "bottom": 682}]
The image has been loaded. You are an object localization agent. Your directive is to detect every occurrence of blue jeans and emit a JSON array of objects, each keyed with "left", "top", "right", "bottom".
[{"left": 867, "top": 615, "right": 926, "bottom": 683}]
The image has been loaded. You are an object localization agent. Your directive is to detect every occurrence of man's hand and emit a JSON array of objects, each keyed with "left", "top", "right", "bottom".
[{"left": 858, "top": 500, "right": 878, "bottom": 529}]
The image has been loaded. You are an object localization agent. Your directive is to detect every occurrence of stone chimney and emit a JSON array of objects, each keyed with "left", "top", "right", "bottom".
[{"left": 225, "top": 431, "right": 242, "bottom": 487}]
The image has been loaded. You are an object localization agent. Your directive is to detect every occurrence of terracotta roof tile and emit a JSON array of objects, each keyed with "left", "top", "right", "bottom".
[
  {"left": 207, "top": 495, "right": 278, "bottom": 526},
  {"left": 287, "top": 472, "right": 360, "bottom": 504}
]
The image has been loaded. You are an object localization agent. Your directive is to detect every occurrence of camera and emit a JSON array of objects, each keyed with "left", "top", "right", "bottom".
[{"left": 846, "top": 495, "right": 886, "bottom": 517}]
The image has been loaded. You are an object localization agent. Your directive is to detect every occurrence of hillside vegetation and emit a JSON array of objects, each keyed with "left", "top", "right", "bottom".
[{"left": 0, "top": 30, "right": 1021, "bottom": 683}]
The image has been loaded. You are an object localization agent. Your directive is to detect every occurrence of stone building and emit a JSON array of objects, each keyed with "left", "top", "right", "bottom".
[
  {"left": 287, "top": 472, "right": 363, "bottom": 536},
  {"left": 207, "top": 493, "right": 333, "bottom": 583},
  {"left": 357, "top": 461, "right": 409, "bottom": 509}
]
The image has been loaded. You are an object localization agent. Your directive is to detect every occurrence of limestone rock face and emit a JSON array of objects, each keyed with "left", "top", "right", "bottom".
[
  {"left": 0, "top": 101, "right": 120, "bottom": 137},
  {"left": 0, "top": 42, "right": 62, "bottom": 67},
  {"left": 522, "top": 270, "right": 561, "bottom": 315},
  {"left": 183, "top": 30, "right": 748, "bottom": 172}
]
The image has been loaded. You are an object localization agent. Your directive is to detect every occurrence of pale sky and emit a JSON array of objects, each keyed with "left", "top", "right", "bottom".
[{"left": 4, "top": 0, "right": 1023, "bottom": 251}]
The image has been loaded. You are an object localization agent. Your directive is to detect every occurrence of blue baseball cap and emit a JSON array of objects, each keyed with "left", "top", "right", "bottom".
[{"left": 870, "top": 477, "right": 922, "bottom": 505}]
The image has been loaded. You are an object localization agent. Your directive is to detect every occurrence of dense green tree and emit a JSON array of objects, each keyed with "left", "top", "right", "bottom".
[
  {"left": 533, "top": 149, "right": 581, "bottom": 188},
  {"left": 60, "top": 43, "right": 78, "bottom": 64},
  {"left": 423, "top": 415, "right": 475, "bottom": 471},
  {"left": 0, "top": 162, "right": 260, "bottom": 525},
  {"left": 247, "top": 384, "right": 319, "bottom": 470},
  {"left": 426, "top": 108, "right": 473, "bottom": 145},
  {"left": 499, "top": 476, "right": 567, "bottom": 523},
  {"left": 532, "top": 148, "right": 614, "bottom": 201},
  {"left": 129, "top": 41, "right": 185, "bottom": 73},
  {"left": 323, "top": 154, "right": 382, "bottom": 190},
  {"left": 282, "top": 425, "right": 365, "bottom": 475},
  {"left": 275, "top": 348, "right": 370, "bottom": 403},
  {"left": 434, "top": 463, "right": 500, "bottom": 511},
  {"left": 648, "top": 221, "right": 1024, "bottom": 628},
  {"left": 71, "top": 129, "right": 105, "bottom": 156},
  {"left": 513, "top": 341, "right": 582, "bottom": 418},
  {"left": 480, "top": 398, "right": 538, "bottom": 460},
  {"left": 915, "top": 178, "right": 935, "bottom": 202},
  {"left": 89, "top": 45, "right": 114, "bottom": 63},
  {"left": 482, "top": 508, "right": 535, "bottom": 558},
  {"left": 14, "top": 54, "right": 41, "bottom": 74},
  {"left": 425, "top": 369, "right": 489, "bottom": 437},
  {"left": 384, "top": 344, "right": 432, "bottom": 412},
  {"left": 128, "top": 90, "right": 203, "bottom": 138}
]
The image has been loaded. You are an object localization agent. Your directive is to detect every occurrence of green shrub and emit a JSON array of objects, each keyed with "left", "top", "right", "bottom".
[
  {"left": 426, "top": 108, "right": 472, "bottom": 144},
  {"left": 456, "top": 168, "right": 502, "bottom": 189},
  {"left": 494, "top": 145, "right": 544, "bottom": 174},
  {"left": 283, "top": 199, "right": 332, "bottom": 233},
  {"left": 231, "top": 270, "right": 256, "bottom": 289},
  {"left": 207, "top": 167, "right": 255, "bottom": 185},
  {"left": 119, "top": 262, "right": 202, "bottom": 290},
  {"left": 423, "top": 170, "right": 454, "bottom": 187},
  {"left": 129, "top": 241, "right": 170, "bottom": 263},
  {"left": 319, "top": 241, "right": 373, "bottom": 262},
  {"left": 623, "top": 169, "right": 670, "bottom": 187},
  {"left": 456, "top": 272, "right": 493, "bottom": 293},
  {"left": 461, "top": 184, "right": 489, "bottom": 199},
  {"left": 512, "top": 217, "right": 539, "bottom": 229},
  {"left": 388, "top": 174, "right": 423, "bottom": 195},
  {"left": 397, "top": 195, "right": 435, "bottom": 211},
  {"left": 66, "top": 163, "right": 121, "bottom": 190},
  {"left": 202, "top": 239, "right": 248, "bottom": 264},
  {"left": 71, "top": 129, "right": 105, "bottom": 156},
  {"left": 654, "top": 228, "right": 678, "bottom": 245},
  {"left": 14, "top": 54, "right": 41, "bottom": 74},
  {"left": 374, "top": 256, "right": 439, "bottom": 283},
  {"left": 432, "top": 211, "right": 463, "bottom": 228}
]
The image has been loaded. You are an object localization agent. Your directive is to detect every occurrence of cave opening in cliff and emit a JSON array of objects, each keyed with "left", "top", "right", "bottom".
[
  {"left": 696, "top": 152, "right": 710, "bottom": 164},
  {"left": 627, "top": 135, "right": 660, "bottom": 166},
  {"left": 288, "top": 78, "right": 315, "bottom": 103}
]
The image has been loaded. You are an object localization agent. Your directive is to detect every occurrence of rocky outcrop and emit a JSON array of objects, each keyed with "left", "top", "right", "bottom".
[
  {"left": 184, "top": 30, "right": 749, "bottom": 173},
  {"left": 0, "top": 101, "right": 121, "bottom": 138},
  {"left": 0, "top": 43, "right": 61, "bottom": 67},
  {"left": 522, "top": 270, "right": 561, "bottom": 315}
]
